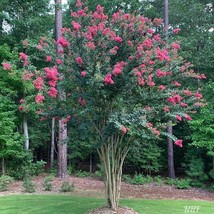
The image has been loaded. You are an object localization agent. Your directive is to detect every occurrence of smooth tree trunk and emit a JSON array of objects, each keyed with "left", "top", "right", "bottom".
[
  {"left": 55, "top": 0, "right": 67, "bottom": 178},
  {"left": 50, "top": 117, "right": 55, "bottom": 168},
  {"left": 97, "top": 135, "right": 129, "bottom": 211},
  {"left": 23, "top": 114, "right": 29, "bottom": 150}
]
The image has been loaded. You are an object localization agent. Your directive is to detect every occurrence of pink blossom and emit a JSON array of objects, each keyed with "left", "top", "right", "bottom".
[
  {"left": 19, "top": 99, "right": 24, "bottom": 103},
  {"left": 180, "top": 102, "right": 187, "bottom": 107},
  {"left": 35, "top": 95, "right": 45, "bottom": 104},
  {"left": 201, "top": 74, "right": 206, "bottom": 79},
  {"left": 185, "top": 114, "right": 192, "bottom": 121},
  {"left": 104, "top": 74, "right": 114, "bottom": 85},
  {"left": 146, "top": 122, "right": 153, "bottom": 128},
  {"left": 72, "top": 21, "right": 81, "bottom": 31},
  {"left": 19, "top": 52, "right": 28, "bottom": 61},
  {"left": 138, "top": 78, "right": 145, "bottom": 86},
  {"left": 156, "top": 69, "right": 167, "bottom": 77},
  {"left": 159, "top": 85, "right": 165, "bottom": 90},
  {"left": 153, "top": 18, "right": 163, "bottom": 26},
  {"left": 142, "top": 39, "right": 153, "bottom": 49},
  {"left": 152, "top": 128, "right": 160, "bottom": 136},
  {"left": 114, "top": 36, "right": 123, "bottom": 43},
  {"left": 22, "top": 40, "right": 29, "bottom": 46},
  {"left": 33, "top": 77, "right": 44, "bottom": 90},
  {"left": 2, "top": 62, "right": 11, "bottom": 70},
  {"left": 176, "top": 115, "right": 182, "bottom": 121},
  {"left": 22, "top": 70, "right": 34, "bottom": 81},
  {"left": 87, "top": 42, "right": 96, "bottom": 50},
  {"left": 18, "top": 106, "right": 24, "bottom": 111},
  {"left": 57, "top": 37, "right": 69, "bottom": 47},
  {"left": 76, "top": 57, "right": 83, "bottom": 64},
  {"left": 195, "top": 91, "right": 202, "bottom": 100},
  {"left": 46, "top": 56, "right": 52, "bottom": 62},
  {"left": 36, "top": 44, "right": 42, "bottom": 50},
  {"left": 156, "top": 48, "right": 170, "bottom": 61},
  {"left": 173, "top": 81, "right": 181, "bottom": 87},
  {"left": 71, "top": 12, "right": 77, "bottom": 17},
  {"left": 123, "top": 13, "right": 131, "bottom": 20},
  {"left": 78, "top": 97, "right": 86, "bottom": 106},
  {"left": 153, "top": 34, "right": 161, "bottom": 41},
  {"left": 77, "top": 9, "right": 86, "bottom": 16},
  {"left": 167, "top": 97, "right": 176, "bottom": 105},
  {"left": 44, "top": 66, "right": 58, "bottom": 81},
  {"left": 173, "top": 28, "right": 181, "bottom": 34},
  {"left": 120, "top": 125, "right": 128, "bottom": 134},
  {"left": 174, "top": 139, "right": 183, "bottom": 147},
  {"left": 56, "top": 59, "right": 62, "bottom": 65},
  {"left": 48, "top": 87, "right": 58, "bottom": 98},
  {"left": 184, "top": 89, "right": 192, "bottom": 96},
  {"left": 148, "top": 28, "right": 155, "bottom": 34},
  {"left": 75, "top": 0, "right": 84, "bottom": 7},
  {"left": 102, "top": 28, "right": 110, "bottom": 36},
  {"left": 81, "top": 71, "right": 86, "bottom": 77},
  {"left": 164, "top": 106, "right": 170, "bottom": 112},
  {"left": 171, "top": 42, "right": 180, "bottom": 50},
  {"left": 48, "top": 80, "right": 56, "bottom": 87}
]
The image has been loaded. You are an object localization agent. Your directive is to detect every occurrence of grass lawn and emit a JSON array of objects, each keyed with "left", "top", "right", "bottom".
[{"left": 0, "top": 195, "right": 213, "bottom": 214}]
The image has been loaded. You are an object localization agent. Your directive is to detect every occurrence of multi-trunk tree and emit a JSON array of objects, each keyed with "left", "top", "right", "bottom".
[{"left": 10, "top": 0, "right": 205, "bottom": 211}]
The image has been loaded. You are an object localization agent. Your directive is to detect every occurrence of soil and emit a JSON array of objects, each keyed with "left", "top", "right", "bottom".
[{"left": 1, "top": 174, "right": 214, "bottom": 214}]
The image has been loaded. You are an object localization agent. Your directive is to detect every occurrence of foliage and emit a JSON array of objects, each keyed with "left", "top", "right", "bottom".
[
  {"left": 60, "top": 181, "right": 75, "bottom": 192},
  {"left": 22, "top": 177, "right": 36, "bottom": 193},
  {"left": 11, "top": 0, "right": 205, "bottom": 209},
  {"left": 75, "top": 170, "right": 91, "bottom": 177},
  {"left": 0, "top": 175, "right": 14, "bottom": 191},
  {"left": 43, "top": 176, "right": 53, "bottom": 191},
  {"left": 174, "top": 178, "right": 191, "bottom": 189},
  {"left": 185, "top": 158, "right": 208, "bottom": 187},
  {"left": 123, "top": 173, "right": 153, "bottom": 185}
]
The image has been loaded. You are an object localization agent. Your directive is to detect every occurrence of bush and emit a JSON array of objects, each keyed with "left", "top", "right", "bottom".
[
  {"left": 174, "top": 179, "right": 191, "bottom": 189},
  {"left": 60, "top": 181, "right": 75, "bottom": 192},
  {"left": 165, "top": 177, "right": 176, "bottom": 186},
  {"left": 153, "top": 175, "right": 164, "bottom": 186},
  {"left": 185, "top": 158, "right": 208, "bottom": 188},
  {"left": 43, "top": 176, "right": 53, "bottom": 191},
  {"left": 22, "top": 178, "right": 36, "bottom": 193},
  {"left": 128, "top": 174, "right": 153, "bottom": 185},
  {"left": 0, "top": 175, "right": 14, "bottom": 191},
  {"left": 75, "top": 170, "right": 91, "bottom": 177},
  {"left": 122, "top": 174, "right": 133, "bottom": 183}
]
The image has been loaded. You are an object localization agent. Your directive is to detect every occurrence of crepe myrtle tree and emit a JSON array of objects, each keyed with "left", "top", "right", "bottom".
[{"left": 10, "top": 0, "right": 206, "bottom": 211}]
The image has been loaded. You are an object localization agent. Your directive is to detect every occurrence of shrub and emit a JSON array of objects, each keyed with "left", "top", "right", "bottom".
[
  {"left": 130, "top": 174, "right": 153, "bottom": 185},
  {"left": 43, "top": 176, "right": 53, "bottom": 191},
  {"left": 0, "top": 175, "right": 14, "bottom": 191},
  {"left": 153, "top": 175, "right": 164, "bottom": 186},
  {"left": 60, "top": 181, "right": 75, "bottom": 192},
  {"left": 174, "top": 179, "right": 191, "bottom": 189},
  {"left": 75, "top": 170, "right": 91, "bottom": 177},
  {"left": 165, "top": 178, "right": 176, "bottom": 186},
  {"left": 22, "top": 178, "right": 36, "bottom": 193}
]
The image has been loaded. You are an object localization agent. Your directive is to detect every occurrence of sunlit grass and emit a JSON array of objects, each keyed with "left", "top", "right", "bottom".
[{"left": 0, "top": 195, "right": 213, "bottom": 214}]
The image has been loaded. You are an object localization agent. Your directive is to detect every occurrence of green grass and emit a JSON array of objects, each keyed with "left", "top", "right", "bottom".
[{"left": 0, "top": 195, "right": 213, "bottom": 214}]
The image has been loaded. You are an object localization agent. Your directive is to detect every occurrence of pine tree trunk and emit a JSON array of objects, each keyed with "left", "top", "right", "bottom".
[
  {"left": 50, "top": 117, "right": 55, "bottom": 168},
  {"left": 167, "top": 125, "right": 175, "bottom": 179},
  {"left": 23, "top": 115, "right": 29, "bottom": 150},
  {"left": 55, "top": 0, "right": 67, "bottom": 178}
]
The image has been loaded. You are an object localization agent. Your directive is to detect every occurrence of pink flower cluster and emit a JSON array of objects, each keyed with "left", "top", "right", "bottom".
[
  {"left": 112, "top": 61, "right": 126, "bottom": 76},
  {"left": 2, "top": 62, "right": 11, "bottom": 70}
]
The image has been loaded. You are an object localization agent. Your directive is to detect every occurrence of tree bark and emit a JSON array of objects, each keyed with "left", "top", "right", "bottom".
[
  {"left": 97, "top": 135, "right": 129, "bottom": 211},
  {"left": 167, "top": 125, "right": 175, "bottom": 179},
  {"left": 55, "top": 0, "right": 67, "bottom": 178},
  {"left": 23, "top": 114, "right": 29, "bottom": 150},
  {"left": 50, "top": 117, "right": 55, "bottom": 168}
]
